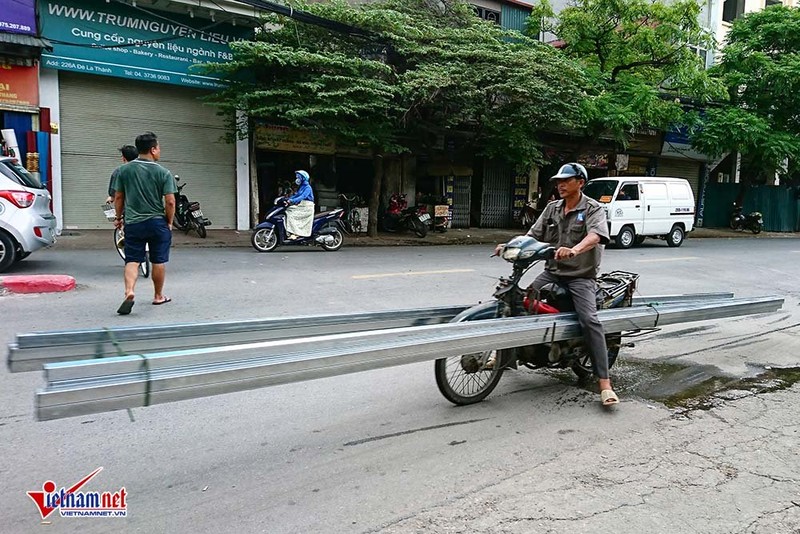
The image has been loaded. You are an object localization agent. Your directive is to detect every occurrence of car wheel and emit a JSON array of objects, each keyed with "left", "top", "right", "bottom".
[
  {"left": 615, "top": 226, "right": 635, "bottom": 249},
  {"left": 667, "top": 225, "right": 685, "bottom": 247},
  {"left": 0, "top": 231, "right": 18, "bottom": 273}
]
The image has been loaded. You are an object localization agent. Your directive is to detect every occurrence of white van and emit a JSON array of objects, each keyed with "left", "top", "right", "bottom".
[{"left": 583, "top": 176, "right": 695, "bottom": 248}]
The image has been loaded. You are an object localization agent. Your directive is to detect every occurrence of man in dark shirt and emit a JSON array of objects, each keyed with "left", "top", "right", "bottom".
[
  {"left": 105, "top": 145, "right": 138, "bottom": 204},
  {"left": 528, "top": 163, "right": 619, "bottom": 406}
]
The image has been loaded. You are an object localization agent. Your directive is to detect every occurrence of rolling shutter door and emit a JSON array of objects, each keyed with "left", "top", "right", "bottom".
[
  {"left": 59, "top": 72, "right": 236, "bottom": 229},
  {"left": 657, "top": 158, "right": 701, "bottom": 202}
]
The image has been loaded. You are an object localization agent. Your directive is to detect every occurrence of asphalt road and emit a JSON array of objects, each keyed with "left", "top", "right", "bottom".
[{"left": 1, "top": 237, "right": 799, "bottom": 533}]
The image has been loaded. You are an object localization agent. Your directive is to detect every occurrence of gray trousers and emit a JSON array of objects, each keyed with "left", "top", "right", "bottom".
[{"left": 530, "top": 271, "right": 610, "bottom": 379}]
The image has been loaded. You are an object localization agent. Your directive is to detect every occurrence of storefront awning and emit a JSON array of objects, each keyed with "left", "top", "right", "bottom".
[{"left": 0, "top": 32, "right": 53, "bottom": 59}]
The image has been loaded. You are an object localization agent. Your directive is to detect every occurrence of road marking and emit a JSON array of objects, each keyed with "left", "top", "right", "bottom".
[
  {"left": 634, "top": 257, "right": 699, "bottom": 263},
  {"left": 352, "top": 269, "right": 475, "bottom": 280}
]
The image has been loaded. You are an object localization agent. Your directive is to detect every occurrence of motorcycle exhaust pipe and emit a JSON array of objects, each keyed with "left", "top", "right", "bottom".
[{"left": 315, "top": 235, "right": 335, "bottom": 245}]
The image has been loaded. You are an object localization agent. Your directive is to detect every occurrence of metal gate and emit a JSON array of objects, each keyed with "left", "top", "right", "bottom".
[
  {"left": 480, "top": 161, "right": 513, "bottom": 228},
  {"left": 451, "top": 176, "right": 471, "bottom": 228},
  {"left": 59, "top": 72, "right": 236, "bottom": 229}
]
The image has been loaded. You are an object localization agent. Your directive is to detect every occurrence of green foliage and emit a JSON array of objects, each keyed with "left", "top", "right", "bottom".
[
  {"left": 691, "top": 6, "right": 800, "bottom": 174},
  {"left": 203, "top": 0, "right": 586, "bottom": 166},
  {"left": 527, "top": 0, "right": 724, "bottom": 145}
]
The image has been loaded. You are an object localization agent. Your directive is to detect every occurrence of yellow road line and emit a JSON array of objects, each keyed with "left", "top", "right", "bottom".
[
  {"left": 352, "top": 269, "right": 475, "bottom": 280},
  {"left": 634, "top": 257, "right": 699, "bottom": 263}
]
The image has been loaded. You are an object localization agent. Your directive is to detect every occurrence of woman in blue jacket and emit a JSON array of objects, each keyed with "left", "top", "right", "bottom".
[{"left": 285, "top": 170, "right": 315, "bottom": 239}]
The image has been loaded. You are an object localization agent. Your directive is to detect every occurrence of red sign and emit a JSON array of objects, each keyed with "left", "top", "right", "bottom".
[{"left": 0, "top": 65, "right": 39, "bottom": 110}]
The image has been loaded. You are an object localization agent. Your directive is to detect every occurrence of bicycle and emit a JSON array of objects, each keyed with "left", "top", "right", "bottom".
[
  {"left": 338, "top": 194, "right": 364, "bottom": 235},
  {"left": 103, "top": 204, "right": 150, "bottom": 278}
]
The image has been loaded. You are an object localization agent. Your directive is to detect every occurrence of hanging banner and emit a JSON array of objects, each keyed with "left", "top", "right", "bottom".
[
  {"left": 39, "top": 0, "right": 251, "bottom": 88},
  {"left": 0, "top": 65, "right": 39, "bottom": 112},
  {"left": 1, "top": 0, "right": 37, "bottom": 35}
]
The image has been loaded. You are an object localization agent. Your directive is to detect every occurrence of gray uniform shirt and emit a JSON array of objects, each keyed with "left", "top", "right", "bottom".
[{"left": 528, "top": 193, "right": 610, "bottom": 278}]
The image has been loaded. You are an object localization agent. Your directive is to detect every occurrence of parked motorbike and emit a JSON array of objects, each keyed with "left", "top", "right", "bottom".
[
  {"left": 434, "top": 236, "right": 639, "bottom": 405},
  {"left": 729, "top": 202, "right": 763, "bottom": 234},
  {"left": 251, "top": 197, "right": 344, "bottom": 252},
  {"left": 518, "top": 200, "right": 540, "bottom": 229},
  {"left": 173, "top": 175, "right": 211, "bottom": 238},
  {"left": 382, "top": 193, "right": 428, "bottom": 238}
]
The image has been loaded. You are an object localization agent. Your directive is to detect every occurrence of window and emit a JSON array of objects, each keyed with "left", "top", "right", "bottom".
[
  {"left": 583, "top": 180, "right": 618, "bottom": 203},
  {"left": 616, "top": 183, "right": 639, "bottom": 201},
  {"left": 642, "top": 182, "right": 668, "bottom": 200},
  {"left": 0, "top": 160, "right": 44, "bottom": 189},
  {"left": 668, "top": 182, "right": 692, "bottom": 201},
  {"left": 722, "top": 0, "right": 745, "bottom": 23}
]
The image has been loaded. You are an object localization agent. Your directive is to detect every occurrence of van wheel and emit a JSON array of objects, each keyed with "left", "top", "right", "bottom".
[
  {"left": 615, "top": 226, "right": 635, "bottom": 249},
  {"left": 634, "top": 236, "right": 645, "bottom": 245},
  {"left": 667, "top": 225, "right": 685, "bottom": 247}
]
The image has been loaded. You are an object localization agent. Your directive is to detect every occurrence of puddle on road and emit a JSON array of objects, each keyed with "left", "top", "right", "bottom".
[{"left": 546, "top": 360, "right": 800, "bottom": 414}]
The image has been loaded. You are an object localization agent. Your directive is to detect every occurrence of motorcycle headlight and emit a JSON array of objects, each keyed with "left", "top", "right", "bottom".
[{"left": 502, "top": 247, "right": 521, "bottom": 262}]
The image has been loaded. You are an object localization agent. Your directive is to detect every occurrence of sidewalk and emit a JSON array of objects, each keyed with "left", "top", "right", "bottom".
[{"left": 52, "top": 226, "right": 797, "bottom": 250}]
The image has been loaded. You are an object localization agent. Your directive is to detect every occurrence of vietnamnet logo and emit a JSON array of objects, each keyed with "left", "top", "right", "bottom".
[{"left": 27, "top": 467, "right": 127, "bottom": 519}]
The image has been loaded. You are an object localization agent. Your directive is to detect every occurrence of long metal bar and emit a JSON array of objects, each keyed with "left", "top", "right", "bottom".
[
  {"left": 36, "top": 295, "right": 781, "bottom": 421},
  {"left": 8, "top": 292, "right": 734, "bottom": 372}
]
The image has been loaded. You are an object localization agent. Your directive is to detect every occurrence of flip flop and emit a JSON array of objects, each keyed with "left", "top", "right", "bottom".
[
  {"left": 601, "top": 389, "right": 620, "bottom": 406},
  {"left": 153, "top": 297, "right": 172, "bottom": 305},
  {"left": 117, "top": 297, "right": 135, "bottom": 315}
]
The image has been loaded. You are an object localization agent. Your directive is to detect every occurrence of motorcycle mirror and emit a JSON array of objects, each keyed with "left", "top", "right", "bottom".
[{"left": 175, "top": 175, "right": 181, "bottom": 181}]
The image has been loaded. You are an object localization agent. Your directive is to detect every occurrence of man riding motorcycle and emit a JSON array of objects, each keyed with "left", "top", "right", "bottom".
[
  {"left": 284, "top": 170, "right": 315, "bottom": 240},
  {"left": 496, "top": 162, "right": 619, "bottom": 406}
]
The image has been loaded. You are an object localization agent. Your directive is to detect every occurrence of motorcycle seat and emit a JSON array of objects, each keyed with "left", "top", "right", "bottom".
[{"left": 314, "top": 209, "right": 343, "bottom": 219}]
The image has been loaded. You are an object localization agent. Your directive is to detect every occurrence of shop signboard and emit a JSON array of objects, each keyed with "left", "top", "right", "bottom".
[
  {"left": 39, "top": 0, "right": 250, "bottom": 88},
  {"left": 1, "top": 0, "right": 37, "bottom": 35},
  {"left": 0, "top": 65, "right": 39, "bottom": 112},
  {"left": 255, "top": 125, "right": 336, "bottom": 155}
]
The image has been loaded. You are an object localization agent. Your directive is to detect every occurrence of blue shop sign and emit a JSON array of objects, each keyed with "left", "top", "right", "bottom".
[
  {"left": 2, "top": 0, "right": 37, "bottom": 35},
  {"left": 39, "top": 0, "right": 250, "bottom": 88}
]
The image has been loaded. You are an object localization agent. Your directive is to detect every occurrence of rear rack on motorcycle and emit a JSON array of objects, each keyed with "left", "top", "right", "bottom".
[{"left": 597, "top": 270, "right": 640, "bottom": 309}]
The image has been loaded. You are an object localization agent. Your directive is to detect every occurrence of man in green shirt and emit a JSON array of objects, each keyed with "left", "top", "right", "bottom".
[{"left": 112, "top": 132, "right": 177, "bottom": 315}]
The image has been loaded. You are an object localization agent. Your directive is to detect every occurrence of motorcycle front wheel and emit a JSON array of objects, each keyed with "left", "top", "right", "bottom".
[
  {"left": 251, "top": 228, "right": 278, "bottom": 252},
  {"left": 750, "top": 222, "right": 762, "bottom": 234},
  {"left": 114, "top": 227, "right": 150, "bottom": 278},
  {"left": 435, "top": 307, "right": 505, "bottom": 405}
]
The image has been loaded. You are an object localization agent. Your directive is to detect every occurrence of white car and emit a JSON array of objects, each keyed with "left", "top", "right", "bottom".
[{"left": 0, "top": 156, "right": 57, "bottom": 272}]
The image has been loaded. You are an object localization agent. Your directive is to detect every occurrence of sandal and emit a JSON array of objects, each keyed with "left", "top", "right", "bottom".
[{"left": 601, "top": 389, "right": 619, "bottom": 406}]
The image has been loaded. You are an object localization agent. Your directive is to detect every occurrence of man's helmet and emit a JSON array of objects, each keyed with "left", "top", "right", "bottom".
[{"left": 550, "top": 163, "right": 588, "bottom": 182}]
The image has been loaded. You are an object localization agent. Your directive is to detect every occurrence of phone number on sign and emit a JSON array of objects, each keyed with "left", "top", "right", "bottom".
[
  {"left": 0, "top": 21, "right": 33, "bottom": 32},
  {"left": 124, "top": 69, "right": 172, "bottom": 82}
]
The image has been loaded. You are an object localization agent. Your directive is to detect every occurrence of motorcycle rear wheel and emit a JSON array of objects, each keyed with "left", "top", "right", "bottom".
[
  {"left": 251, "top": 228, "right": 278, "bottom": 252},
  {"left": 412, "top": 219, "right": 428, "bottom": 238},
  {"left": 194, "top": 219, "right": 207, "bottom": 238},
  {"left": 320, "top": 227, "right": 344, "bottom": 251},
  {"left": 435, "top": 308, "right": 505, "bottom": 405},
  {"left": 571, "top": 335, "right": 621, "bottom": 380},
  {"left": 750, "top": 222, "right": 762, "bottom": 234}
]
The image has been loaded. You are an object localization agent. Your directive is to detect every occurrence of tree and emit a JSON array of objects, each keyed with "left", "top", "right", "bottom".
[
  {"left": 690, "top": 6, "right": 800, "bottom": 185},
  {"left": 526, "top": 0, "right": 724, "bottom": 150},
  {"left": 204, "top": 0, "right": 586, "bottom": 235}
]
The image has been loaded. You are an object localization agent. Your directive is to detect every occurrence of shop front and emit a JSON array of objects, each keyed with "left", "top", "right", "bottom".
[
  {"left": 253, "top": 124, "right": 373, "bottom": 223},
  {"left": 1, "top": 0, "right": 51, "bottom": 190},
  {"left": 38, "top": 0, "right": 253, "bottom": 230}
]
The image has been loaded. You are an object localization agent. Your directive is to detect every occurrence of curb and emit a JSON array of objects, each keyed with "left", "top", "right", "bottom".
[{"left": 0, "top": 275, "right": 77, "bottom": 294}]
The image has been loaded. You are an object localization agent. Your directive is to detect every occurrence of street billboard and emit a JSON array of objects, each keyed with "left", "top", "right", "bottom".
[
  {"left": 39, "top": 0, "right": 251, "bottom": 88},
  {"left": 0, "top": 0, "right": 37, "bottom": 35}
]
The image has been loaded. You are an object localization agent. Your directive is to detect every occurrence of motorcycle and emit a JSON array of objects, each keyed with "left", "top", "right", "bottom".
[
  {"left": 173, "top": 175, "right": 211, "bottom": 238},
  {"left": 251, "top": 197, "right": 345, "bottom": 252},
  {"left": 434, "top": 236, "right": 639, "bottom": 405},
  {"left": 382, "top": 193, "right": 428, "bottom": 238},
  {"left": 729, "top": 202, "right": 763, "bottom": 234}
]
